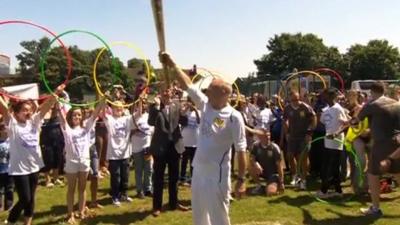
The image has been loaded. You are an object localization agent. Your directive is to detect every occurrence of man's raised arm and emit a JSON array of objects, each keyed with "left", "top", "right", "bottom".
[{"left": 159, "top": 52, "right": 192, "bottom": 90}]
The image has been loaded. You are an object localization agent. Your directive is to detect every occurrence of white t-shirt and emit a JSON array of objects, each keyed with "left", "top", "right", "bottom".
[
  {"left": 320, "top": 103, "right": 348, "bottom": 150},
  {"left": 182, "top": 110, "right": 200, "bottom": 147},
  {"left": 62, "top": 117, "right": 96, "bottom": 162},
  {"left": 104, "top": 114, "right": 134, "bottom": 160},
  {"left": 8, "top": 113, "right": 44, "bottom": 175},
  {"left": 131, "top": 113, "right": 153, "bottom": 153},
  {"left": 186, "top": 85, "right": 247, "bottom": 180},
  {"left": 85, "top": 118, "right": 97, "bottom": 147},
  {"left": 254, "top": 108, "right": 275, "bottom": 131},
  {"left": 245, "top": 104, "right": 257, "bottom": 126}
]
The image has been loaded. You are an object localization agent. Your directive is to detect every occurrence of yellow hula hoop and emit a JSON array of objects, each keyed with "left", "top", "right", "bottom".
[
  {"left": 189, "top": 67, "right": 241, "bottom": 108},
  {"left": 93, "top": 41, "right": 151, "bottom": 108},
  {"left": 278, "top": 70, "right": 327, "bottom": 110}
]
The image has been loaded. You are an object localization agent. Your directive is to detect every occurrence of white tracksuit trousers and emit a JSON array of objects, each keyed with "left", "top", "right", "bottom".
[{"left": 191, "top": 167, "right": 231, "bottom": 225}]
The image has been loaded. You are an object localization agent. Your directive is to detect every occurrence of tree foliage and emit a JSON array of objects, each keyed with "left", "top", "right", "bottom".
[
  {"left": 15, "top": 37, "right": 149, "bottom": 100},
  {"left": 344, "top": 40, "right": 400, "bottom": 81}
]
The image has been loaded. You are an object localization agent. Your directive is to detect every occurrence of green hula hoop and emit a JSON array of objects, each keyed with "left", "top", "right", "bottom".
[
  {"left": 39, "top": 29, "right": 119, "bottom": 107},
  {"left": 298, "top": 136, "right": 364, "bottom": 204}
]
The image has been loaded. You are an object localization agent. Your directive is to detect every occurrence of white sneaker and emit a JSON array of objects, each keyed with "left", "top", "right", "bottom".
[
  {"left": 360, "top": 206, "right": 383, "bottom": 216},
  {"left": 298, "top": 180, "right": 306, "bottom": 190},
  {"left": 112, "top": 198, "right": 121, "bottom": 207},
  {"left": 290, "top": 175, "right": 299, "bottom": 186},
  {"left": 121, "top": 196, "right": 133, "bottom": 203}
]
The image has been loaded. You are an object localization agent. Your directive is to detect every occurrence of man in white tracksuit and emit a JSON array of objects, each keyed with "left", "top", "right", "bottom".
[{"left": 159, "top": 52, "right": 247, "bottom": 225}]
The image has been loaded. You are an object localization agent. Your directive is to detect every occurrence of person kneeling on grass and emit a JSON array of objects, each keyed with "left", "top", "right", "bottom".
[{"left": 249, "top": 129, "right": 284, "bottom": 196}]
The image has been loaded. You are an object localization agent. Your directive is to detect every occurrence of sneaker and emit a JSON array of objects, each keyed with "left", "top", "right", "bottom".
[
  {"left": 112, "top": 198, "right": 121, "bottom": 207},
  {"left": 298, "top": 180, "right": 306, "bottom": 190},
  {"left": 290, "top": 175, "right": 298, "bottom": 186},
  {"left": 136, "top": 192, "right": 145, "bottom": 199},
  {"left": 251, "top": 184, "right": 263, "bottom": 195},
  {"left": 120, "top": 195, "right": 133, "bottom": 202},
  {"left": 179, "top": 181, "right": 191, "bottom": 187},
  {"left": 331, "top": 192, "right": 343, "bottom": 198},
  {"left": 54, "top": 179, "right": 64, "bottom": 186},
  {"left": 316, "top": 191, "right": 331, "bottom": 199},
  {"left": 89, "top": 202, "right": 103, "bottom": 209},
  {"left": 46, "top": 182, "right": 55, "bottom": 188},
  {"left": 144, "top": 191, "right": 153, "bottom": 197},
  {"left": 360, "top": 206, "right": 383, "bottom": 216}
]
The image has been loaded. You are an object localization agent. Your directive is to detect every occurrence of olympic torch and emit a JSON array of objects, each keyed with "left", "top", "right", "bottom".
[{"left": 151, "top": 0, "right": 170, "bottom": 88}]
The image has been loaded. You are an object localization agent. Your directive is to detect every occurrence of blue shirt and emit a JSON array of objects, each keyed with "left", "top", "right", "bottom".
[{"left": 0, "top": 139, "right": 10, "bottom": 174}]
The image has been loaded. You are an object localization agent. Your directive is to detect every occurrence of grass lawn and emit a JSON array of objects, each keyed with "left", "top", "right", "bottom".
[{"left": 1, "top": 171, "right": 400, "bottom": 225}]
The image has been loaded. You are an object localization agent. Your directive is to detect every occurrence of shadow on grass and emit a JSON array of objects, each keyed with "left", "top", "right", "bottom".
[
  {"left": 34, "top": 205, "right": 66, "bottom": 225},
  {"left": 301, "top": 208, "right": 400, "bottom": 225},
  {"left": 267, "top": 193, "right": 358, "bottom": 208},
  {"left": 81, "top": 210, "right": 152, "bottom": 225},
  {"left": 268, "top": 194, "right": 315, "bottom": 206}
]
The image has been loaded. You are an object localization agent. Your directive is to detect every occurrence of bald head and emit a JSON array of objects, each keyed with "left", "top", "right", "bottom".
[
  {"left": 289, "top": 91, "right": 301, "bottom": 107},
  {"left": 208, "top": 78, "right": 232, "bottom": 95},
  {"left": 206, "top": 78, "right": 232, "bottom": 110}
]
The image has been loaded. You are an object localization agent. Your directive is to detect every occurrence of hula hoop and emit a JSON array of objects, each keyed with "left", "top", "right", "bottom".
[
  {"left": 191, "top": 67, "right": 241, "bottom": 108},
  {"left": 191, "top": 67, "right": 214, "bottom": 88},
  {"left": 297, "top": 136, "right": 364, "bottom": 204},
  {"left": 314, "top": 68, "right": 345, "bottom": 93},
  {"left": 0, "top": 20, "right": 72, "bottom": 101},
  {"left": 278, "top": 70, "right": 327, "bottom": 110},
  {"left": 40, "top": 29, "right": 118, "bottom": 107},
  {"left": 350, "top": 121, "right": 368, "bottom": 136},
  {"left": 93, "top": 41, "right": 151, "bottom": 108}
]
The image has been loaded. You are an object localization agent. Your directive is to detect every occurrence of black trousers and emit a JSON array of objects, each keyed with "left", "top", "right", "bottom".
[
  {"left": 0, "top": 173, "right": 14, "bottom": 210},
  {"left": 309, "top": 131, "right": 325, "bottom": 177},
  {"left": 8, "top": 172, "right": 39, "bottom": 222},
  {"left": 180, "top": 147, "right": 196, "bottom": 180},
  {"left": 152, "top": 142, "right": 180, "bottom": 210},
  {"left": 320, "top": 148, "right": 342, "bottom": 193},
  {"left": 108, "top": 159, "right": 130, "bottom": 199}
]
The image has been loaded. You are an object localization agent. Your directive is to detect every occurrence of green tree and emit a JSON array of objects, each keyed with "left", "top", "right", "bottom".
[
  {"left": 345, "top": 39, "right": 400, "bottom": 81},
  {"left": 16, "top": 37, "right": 51, "bottom": 82},
  {"left": 254, "top": 33, "right": 344, "bottom": 78},
  {"left": 15, "top": 37, "right": 129, "bottom": 100}
]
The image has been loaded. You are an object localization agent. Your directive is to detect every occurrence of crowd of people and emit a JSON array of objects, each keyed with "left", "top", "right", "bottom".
[{"left": 0, "top": 53, "right": 400, "bottom": 225}]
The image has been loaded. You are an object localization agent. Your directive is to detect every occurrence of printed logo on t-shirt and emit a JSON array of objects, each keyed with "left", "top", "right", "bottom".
[
  {"left": 137, "top": 121, "right": 151, "bottom": 136},
  {"left": 322, "top": 113, "right": 333, "bottom": 128},
  {"left": 114, "top": 122, "right": 127, "bottom": 138},
  {"left": 72, "top": 131, "right": 87, "bottom": 155},
  {"left": 187, "top": 117, "right": 199, "bottom": 129},
  {"left": 213, "top": 117, "right": 225, "bottom": 128},
  {"left": 299, "top": 111, "right": 305, "bottom": 118},
  {"left": 0, "top": 142, "right": 9, "bottom": 164},
  {"left": 19, "top": 128, "right": 39, "bottom": 150}
]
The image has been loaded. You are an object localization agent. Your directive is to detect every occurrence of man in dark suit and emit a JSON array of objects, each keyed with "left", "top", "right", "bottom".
[{"left": 148, "top": 87, "right": 188, "bottom": 217}]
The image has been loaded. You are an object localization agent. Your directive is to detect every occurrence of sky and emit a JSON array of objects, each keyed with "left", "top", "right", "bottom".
[{"left": 1, "top": 0, "right": 400, "bottom": 80}]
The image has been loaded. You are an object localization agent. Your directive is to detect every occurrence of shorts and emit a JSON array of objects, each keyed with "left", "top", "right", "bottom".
[
  {"left": 287, "top": 137, "right": 307, "bottom": 155},
  {"left": 41, "top": 144, "right": 64, "bottom": 172},
  {"left": 369, "top": 139, "right": 400, "bottom": 175},
  {"left": 65, "top": 159, "right": 90, "bottom": 174},
  {"left": 89, "top": 145, "right": 99, "bottom": 177}
]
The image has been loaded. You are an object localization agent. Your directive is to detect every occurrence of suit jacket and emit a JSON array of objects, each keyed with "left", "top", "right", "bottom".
[{"left": 148, "top": 101, "right": 187, "bottom": 157}]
